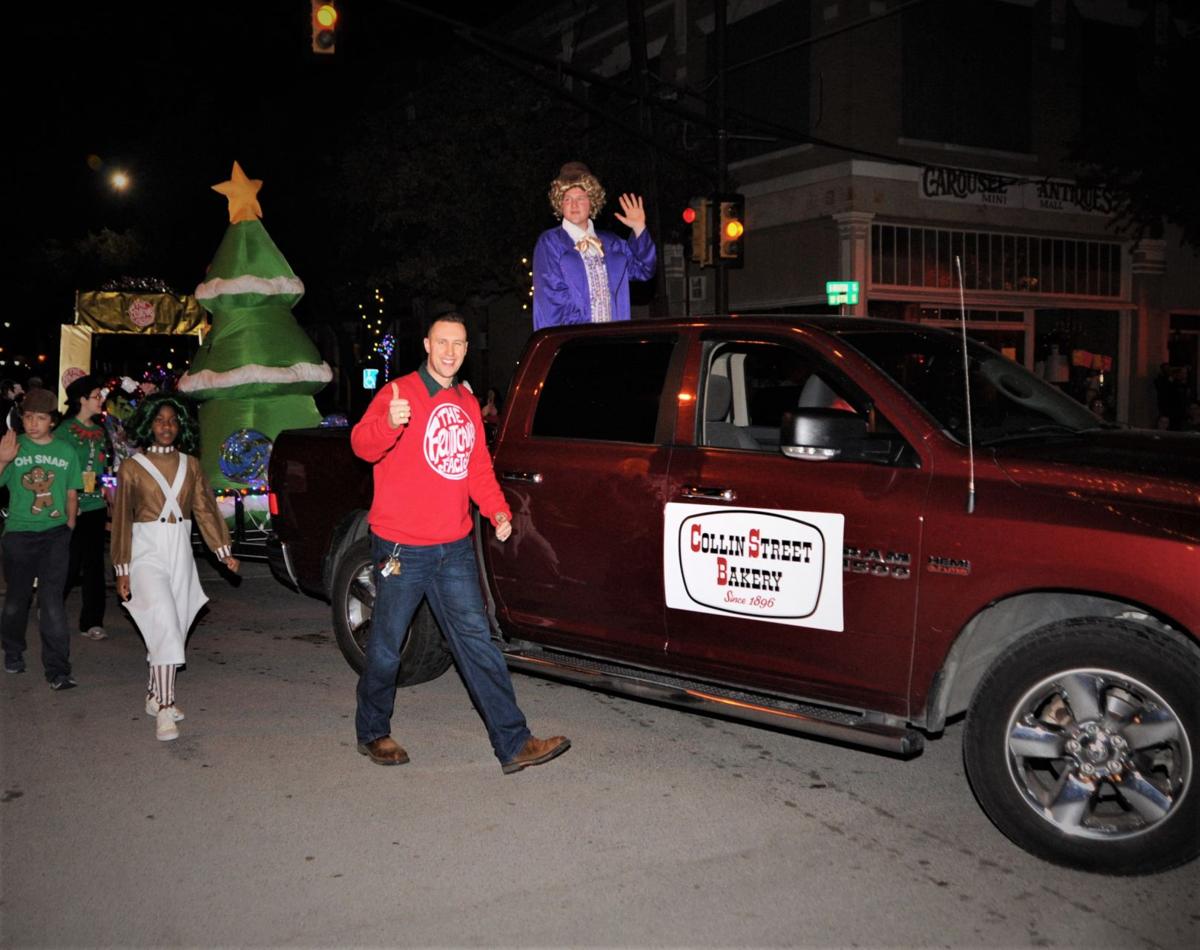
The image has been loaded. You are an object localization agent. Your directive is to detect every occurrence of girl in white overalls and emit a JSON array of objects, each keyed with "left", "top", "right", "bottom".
[{"left": 111, "top": 395, "right": 239, "bottom": 741}]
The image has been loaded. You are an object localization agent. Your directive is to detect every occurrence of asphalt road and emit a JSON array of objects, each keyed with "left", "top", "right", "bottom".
[{"left": 2, "top": 561, "right": 1197, "bottom": 948}]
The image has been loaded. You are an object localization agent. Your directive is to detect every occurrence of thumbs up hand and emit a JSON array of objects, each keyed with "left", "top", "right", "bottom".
[{"left": 388, "top": 382, "right": 411, "bottom": 429}]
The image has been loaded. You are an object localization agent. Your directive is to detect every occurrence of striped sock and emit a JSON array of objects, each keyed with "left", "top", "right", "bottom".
[{"left": 150, "top": 664, "right": 177, "bottom": 709}]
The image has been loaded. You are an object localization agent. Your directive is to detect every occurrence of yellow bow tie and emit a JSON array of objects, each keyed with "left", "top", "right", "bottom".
[{"left": 575, "top": 235, "right": 604, "bottom": 257}]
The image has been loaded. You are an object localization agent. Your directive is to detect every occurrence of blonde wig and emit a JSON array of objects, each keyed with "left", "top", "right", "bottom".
[{"left": 547, "top": 161, "right": 606, "bottom": 219}]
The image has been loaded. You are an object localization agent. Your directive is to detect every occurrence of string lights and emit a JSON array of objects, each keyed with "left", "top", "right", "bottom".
[{"left": 519, "top": 256, "right": 532, "bottom": 311}]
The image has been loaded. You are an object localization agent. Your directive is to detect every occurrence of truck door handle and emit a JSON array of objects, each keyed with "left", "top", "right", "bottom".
[
  {"left": 680, "top": 485, "right": 737, "bottom": 501},
  {"left": 500, "top": 471, "right": 544, "bottom": 484}
]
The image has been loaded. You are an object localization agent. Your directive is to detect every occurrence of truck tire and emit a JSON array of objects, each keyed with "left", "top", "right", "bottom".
[
  {"left": 331, "top": 537, "right": 453, "bottom": 687},
  {"left": 963, "top": 618, "right": 1199, "bottom": 874}
]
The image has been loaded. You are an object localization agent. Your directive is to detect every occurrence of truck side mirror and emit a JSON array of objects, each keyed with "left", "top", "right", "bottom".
[
  {"left": 780, "top": 408, "right": 865, "bottom": 460},
  {"left": 780, "top": 408, "right": 900, "bottom": 464}
]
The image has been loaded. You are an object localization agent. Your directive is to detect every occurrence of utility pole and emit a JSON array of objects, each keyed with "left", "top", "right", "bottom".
[
  {"left": 627, "top": 0, "right": 664, "bottom": 314},
  {"left": 715, "top": 0, "right": 729, "bottom": 314}
]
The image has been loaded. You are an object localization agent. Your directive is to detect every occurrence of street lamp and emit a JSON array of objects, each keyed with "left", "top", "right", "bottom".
[{"left": 109, "top": 170, "right": 131, "bottom": 192}]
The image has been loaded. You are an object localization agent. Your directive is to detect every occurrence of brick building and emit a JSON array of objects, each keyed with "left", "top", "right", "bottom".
[{"left": 503, "top": 0, "right": 1198, "bottom": 426}]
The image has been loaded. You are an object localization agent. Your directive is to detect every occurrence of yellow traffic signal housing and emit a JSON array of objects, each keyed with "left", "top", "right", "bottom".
[
  {"left": 311, "top": 1, "right": 339, "bottom": 54},
  {"left": 688, "top": 198, "right": 713, "bottom": 267},
  {"left": 718, "top": 194, "right": 745, "bottom": 266}
]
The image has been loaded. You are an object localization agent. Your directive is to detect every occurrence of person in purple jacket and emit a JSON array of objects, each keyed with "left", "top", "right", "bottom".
[{"left": 532, "top": 162, "right": 657, "bottom": 331}]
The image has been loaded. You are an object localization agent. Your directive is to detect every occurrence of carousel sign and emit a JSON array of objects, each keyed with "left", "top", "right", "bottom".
[{"left": 921, "top": 164, "right": 1121, "bottom": 217}]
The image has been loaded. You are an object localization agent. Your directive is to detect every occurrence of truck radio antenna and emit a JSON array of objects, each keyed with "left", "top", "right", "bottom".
[{"left": 956, "top": 254, "right": 976, "bottom": 514}]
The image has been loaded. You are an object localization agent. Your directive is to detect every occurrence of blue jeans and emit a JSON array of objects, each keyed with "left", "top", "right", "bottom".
[
  {"left": 2, "top": 526, "right": 72, "bottom": 680},
  {"left": 355, "top": 533, "right": 531, "bottom": 763}
]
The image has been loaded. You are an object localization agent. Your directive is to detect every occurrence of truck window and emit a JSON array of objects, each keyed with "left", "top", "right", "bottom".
[
  {"left": 701, "top": 341, "right": 871, "bottom": 451},
  {"left": 841, "top": 328, "right": 1102, "bottom": 445},
  {"left": 531, "top": 337, "right": 676, "bottom": 444}
]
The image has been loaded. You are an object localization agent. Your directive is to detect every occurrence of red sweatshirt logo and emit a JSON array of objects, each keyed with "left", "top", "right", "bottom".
[{"left": 423, "top": 403, "right": 475, "bottom": 480}]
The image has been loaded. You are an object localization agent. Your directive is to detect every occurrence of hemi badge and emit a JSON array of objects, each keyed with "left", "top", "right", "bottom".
[{"left": 927, "top": 556, "right": 971, "bottom": 576}]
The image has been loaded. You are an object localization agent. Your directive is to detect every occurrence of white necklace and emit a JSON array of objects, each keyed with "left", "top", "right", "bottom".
[{"left": 146, "top": 444, "right": 177, "bottom": 454}]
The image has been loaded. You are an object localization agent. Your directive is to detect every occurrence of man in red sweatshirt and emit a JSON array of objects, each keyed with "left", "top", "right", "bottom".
[{"left": 350, "top": 313, "right": 570, "bottom": 773}]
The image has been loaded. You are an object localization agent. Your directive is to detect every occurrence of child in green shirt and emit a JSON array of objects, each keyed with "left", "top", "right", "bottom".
[
  {"left": 55, "top": 375, "right": 111, "bottom": 640},
  {"left": 0, "top": 388, "right": 82, "bottom": 687}
]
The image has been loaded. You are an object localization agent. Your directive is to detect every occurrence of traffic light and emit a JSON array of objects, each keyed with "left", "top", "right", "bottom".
[
  {"left": 718, "top": 194, "right": 745, "bottom": 266},
  {"left": 311, "top": 1, "right": 339, "bottom": 54},
  {"left": 685, "top": 198, "right": 712, "bottom": 267}
]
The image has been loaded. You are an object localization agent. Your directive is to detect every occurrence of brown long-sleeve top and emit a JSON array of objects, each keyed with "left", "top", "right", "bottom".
[{"left": 110, "top": 449, "right": 232, "bottom": 576}]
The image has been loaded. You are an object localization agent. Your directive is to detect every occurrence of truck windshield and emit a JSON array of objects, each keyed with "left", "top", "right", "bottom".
[{"left": 840, "top": 327, "right": 1107, "bottom": 446}]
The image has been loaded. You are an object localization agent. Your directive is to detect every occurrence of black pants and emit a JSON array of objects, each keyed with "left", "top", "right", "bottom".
[
  {"left": 64, "top": 506, "right": 107, "bottom": 631},
  {"left": 1, "top": 526, "right": 72, "bottom": 680}
]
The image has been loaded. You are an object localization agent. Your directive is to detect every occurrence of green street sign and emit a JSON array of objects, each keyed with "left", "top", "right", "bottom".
[{"left": 825, "top": 280, "right": 860, "bottom": 306}]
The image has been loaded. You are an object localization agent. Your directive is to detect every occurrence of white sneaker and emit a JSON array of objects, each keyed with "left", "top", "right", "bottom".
[
  {"left": 146, "top": 696, "right": 185, "bottom": 721},
  {"left": 156, "top": 707, "right": 180, "bottom": 741}
]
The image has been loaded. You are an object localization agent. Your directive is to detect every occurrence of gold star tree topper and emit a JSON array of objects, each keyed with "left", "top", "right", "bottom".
[{"left": 212, "top": 161, "right": 263, "bottom": 223}]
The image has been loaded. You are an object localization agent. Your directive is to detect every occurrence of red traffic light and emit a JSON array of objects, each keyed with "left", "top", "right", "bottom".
[{"left": 682, "top": 207, "right": 697, "bottom": 225}]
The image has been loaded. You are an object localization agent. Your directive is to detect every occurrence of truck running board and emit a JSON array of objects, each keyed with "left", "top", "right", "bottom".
[{"left": 503, "top": 646, "right": 925, "bottom": 757}]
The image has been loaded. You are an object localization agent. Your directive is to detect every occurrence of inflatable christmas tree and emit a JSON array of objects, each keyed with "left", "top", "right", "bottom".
[{"left": 179, "top": 162, "right": 332, "bottom": 491}]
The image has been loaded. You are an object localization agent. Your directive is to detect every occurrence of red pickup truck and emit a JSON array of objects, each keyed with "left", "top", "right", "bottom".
[{"left": 267, "top": 316, "right": 1200, "bottom": 875}]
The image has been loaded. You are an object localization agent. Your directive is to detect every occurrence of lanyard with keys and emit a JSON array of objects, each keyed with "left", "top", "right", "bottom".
[{"left": 378, "top": 542, "right": 402, "bottom": 578}]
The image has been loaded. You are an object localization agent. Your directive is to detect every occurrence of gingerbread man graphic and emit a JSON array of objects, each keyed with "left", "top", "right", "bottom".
[{"left": 20, "top": 466, "right": 62, "bottom": 519}]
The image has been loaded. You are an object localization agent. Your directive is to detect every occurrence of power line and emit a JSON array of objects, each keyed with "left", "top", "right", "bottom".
[
  {"left": 725, "top": 0, "right": 930, "bottom": 75},
  {"left": 385, "top": 0, "right": 1062, "bottom": 187}
]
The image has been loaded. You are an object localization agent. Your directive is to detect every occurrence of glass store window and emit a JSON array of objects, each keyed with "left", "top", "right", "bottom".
[
  {"left": 1164, "top": 314, "right": 1199, "bottom": 430},
  {"left": 1034, "top": 310, "right": 1119, "bottom": 419},
  {"left": 870, "top": 300, "right": 1029, "bottom": 367},
  {"left": 873, "top": 224, "right": 1122, "bottom": 298}
]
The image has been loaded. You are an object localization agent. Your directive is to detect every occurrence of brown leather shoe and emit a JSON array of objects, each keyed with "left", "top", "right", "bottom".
[
  {"left": 357, "top": 735, "right": 410, "bottom": 766},
  {"left": 501, "top": 735, "right": 571, "bottom": 774}
]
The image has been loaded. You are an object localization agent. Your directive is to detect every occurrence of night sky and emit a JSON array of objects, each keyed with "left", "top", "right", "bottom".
[{"left": 14, "top": 0, "right": 516, "bottom": 371}]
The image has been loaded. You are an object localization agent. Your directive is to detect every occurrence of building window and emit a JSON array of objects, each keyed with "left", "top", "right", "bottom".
[
  {"left": 1080, "top": 18, "right": 1142, "bottom": 138},
  {"left": 869, "top": 301, "right": 1029, "bottom": 366},
  {"left": 872, "top": 224, "right": 1122, "bottom": 298},
  {"left": 709, "top": 1, "right": 812, "bottom": 162},
  {"left": 1034, "top": 309, "right": 1119, "bottom": 415},
  {"left": 1165, "top": 315, "right": 1200, "bottom": 426},
  {"left": 901, "top": 0, "right": 1032, "bottom": 152}
]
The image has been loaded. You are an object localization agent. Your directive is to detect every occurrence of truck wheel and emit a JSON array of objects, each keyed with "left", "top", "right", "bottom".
[
  {"left": 963, "top": 618, "right": 1199, "bottom": 874},
  {"left": 331, "top": 537, "right": 453, "bottom": 687}
]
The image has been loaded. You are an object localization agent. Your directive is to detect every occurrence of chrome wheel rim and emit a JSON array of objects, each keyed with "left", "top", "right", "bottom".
[
  {"left": 344, "top": 561, "right": 375, "bottom": 654},
  {"left": 1005, "top": 667, "right": 1191, "bottom": 841}
]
